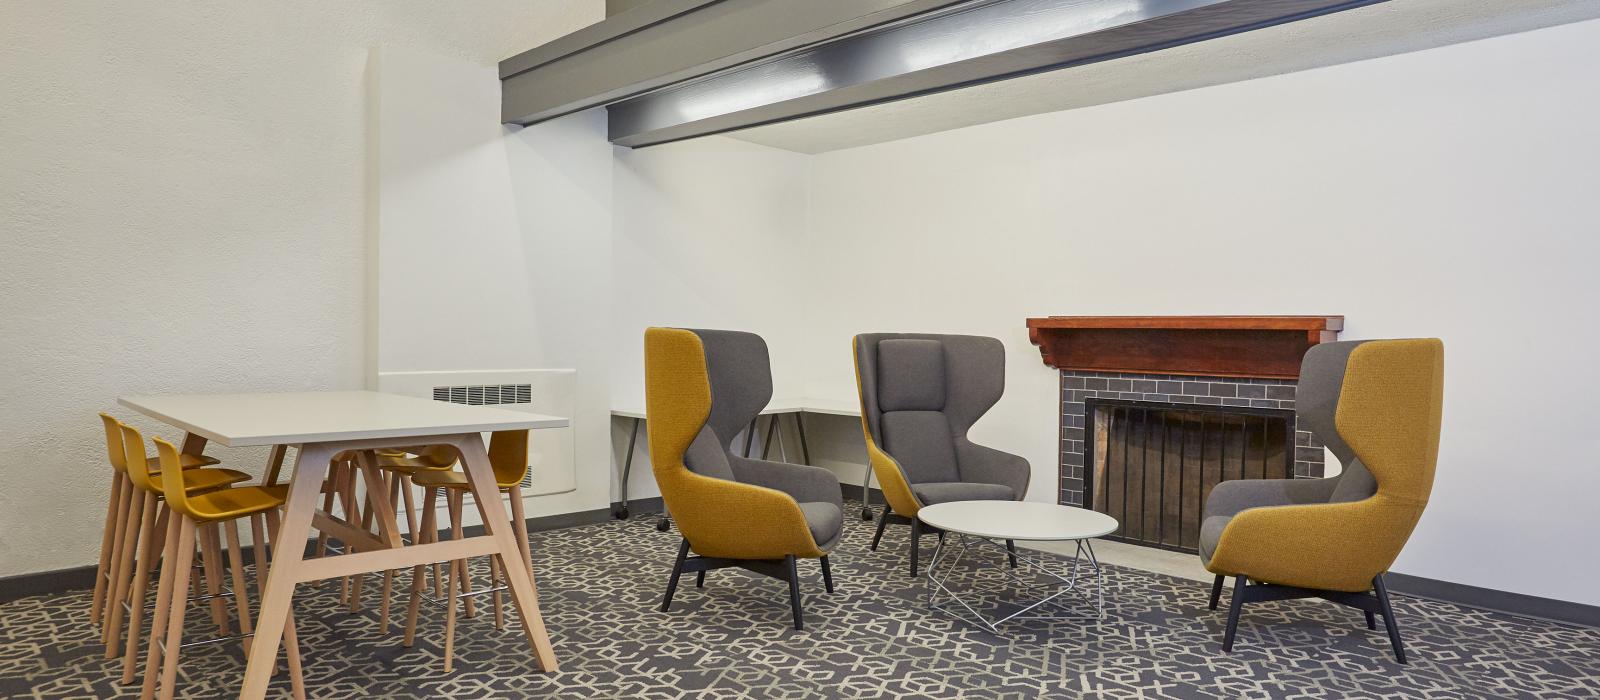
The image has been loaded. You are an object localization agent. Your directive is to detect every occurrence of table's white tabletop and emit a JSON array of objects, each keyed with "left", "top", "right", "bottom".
[
  {"left": 611, "top": 397, "right": 859, "bottom": 420},
  {"left": 917, "top": 501, "right": 1119, "bottom": 541},
  {"left": 120, "top": 390, "right": 569, "bottom": 448}
]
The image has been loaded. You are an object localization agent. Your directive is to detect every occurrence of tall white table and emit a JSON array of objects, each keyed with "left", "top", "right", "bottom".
[
  {"left": 120, "top": 391, "right": 569, "bottom": 699},
  {"left": 918, "top": 501, "right": 1118, "bottom": 633},
  {"left": 612, "top": 397, "right": 870, "bottom": 528}
]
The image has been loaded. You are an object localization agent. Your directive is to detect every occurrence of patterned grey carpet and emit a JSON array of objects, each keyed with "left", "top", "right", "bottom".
[{"left": 3, "top": 505, "right": 1598, "bottom": 699}]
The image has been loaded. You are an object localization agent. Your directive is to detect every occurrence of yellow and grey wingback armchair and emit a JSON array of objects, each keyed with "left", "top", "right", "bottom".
[
  {"left": 645, "top": 327, "right": 844, "bottom": 630},
  {"left": 853, "top": 333, "right": 1031, "bottom": 576},
  {"left": 1201, "top": 338, "right": 1444, "bottom": 663}
]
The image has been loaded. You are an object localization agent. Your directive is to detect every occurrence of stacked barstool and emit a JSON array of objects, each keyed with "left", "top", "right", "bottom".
[
  {"left": 93, "top": 414, "right": 251, "bottom": 664},
  {"left": 401, "top": 430, "right": 538, "bottom": 672},
  {"left": 127, "top": 424, "right": 308, "bottom": 700}
]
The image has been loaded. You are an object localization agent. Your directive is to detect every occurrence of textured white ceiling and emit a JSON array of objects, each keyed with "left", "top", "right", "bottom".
[{"left": 726, "top": 0, "right": 1600, "bottom": 154}]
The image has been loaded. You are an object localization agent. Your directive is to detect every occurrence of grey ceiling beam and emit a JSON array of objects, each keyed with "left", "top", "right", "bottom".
[
  {"left": 499, "top": 0, "right": 970, "bottom": 126},
  {"left": 603, "top": 0, "right": 1388, "bottom": 148}
]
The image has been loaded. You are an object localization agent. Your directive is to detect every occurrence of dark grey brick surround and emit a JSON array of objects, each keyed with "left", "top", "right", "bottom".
[{"left": 1059, "top": 370, "right": 1325, "bottom": 507}]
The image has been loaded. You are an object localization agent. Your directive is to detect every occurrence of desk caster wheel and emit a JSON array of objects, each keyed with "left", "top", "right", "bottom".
[
  {"left": 612, "top": 506, "right": 629, "bottom": 520},
  {"left": 861, "top": 507, "right": 874, "bottom": 521},
  {"left": 655, "top": 518, "right": 671, "bottom": 532}
]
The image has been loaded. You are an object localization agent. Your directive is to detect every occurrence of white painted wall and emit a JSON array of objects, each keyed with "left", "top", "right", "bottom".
[
  {"left": 610, "top": 137, "right": 814, "bottom": 501},
  {"left": 0, "top": 1, "right": 599, "bottom": 577},
  {"left": 800, "top": 19, "right": 1600, "bottom": 606},
  {"left": 371, "top": 45, "right": 614, "bottom": 522}
]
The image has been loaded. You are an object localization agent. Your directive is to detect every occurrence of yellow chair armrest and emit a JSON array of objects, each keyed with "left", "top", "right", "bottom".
[
  {"left": 665, "top": 471, "right": 823, "bottom": 560},
  {"left": 1209, "top": 498, "right": 1423, "bottom": 592}
]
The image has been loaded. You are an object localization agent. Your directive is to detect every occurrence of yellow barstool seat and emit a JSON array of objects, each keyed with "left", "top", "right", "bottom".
[
  {"left": 133, "top": 428, "right": 307, "bottom": 700},
  {"left": 179, "top": 486, "right": 290, "bottom": 522},
  {"left": 161, "top": 467, "right": 253, "bottom": 494},
  {"left": 148, "top": 453, "right": 220, "bottom": 470}
]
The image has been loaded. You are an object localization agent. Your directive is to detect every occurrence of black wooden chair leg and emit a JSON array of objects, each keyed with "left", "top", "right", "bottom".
[
  {"left": 909, "top": 518, "right": 922, "bottom": 577},
  {"left": 1374, "top": 574, "right": 1407, "bottom": 664},
  {"left": 1209, "top": 574, "right": 1225, "bottom": 610},
  {"left": 695, "top": 571, "right": 705, "bottom": 588},
  {"left": 820, "top": 556, "right": 834, "bottom": 594},
  {"left": 1365, "top": 610, "right": 1376, "bottom": 630},
  {"left": 870, "top": 510, "right": 889, "bottom": 551},
  {"left": 1006, "top": 539, "right": 1018, "bottom": 568},
  {"left": 786, "top": 555, "right": 804, "bottom": 630},
  {"left": 661, "top": 538, "right": 690, "bottom": 612},
  {"left": 1221, "top": 575, "right": 1247, "bottom": 652}
]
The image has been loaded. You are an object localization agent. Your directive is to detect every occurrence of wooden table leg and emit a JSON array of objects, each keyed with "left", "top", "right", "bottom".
[
  {"left": 263, "top": 445, "right": 288, "bottom": 487},
  {"left": 239, "top": 443, "right": 333, "bottom": 700},
  {"left": 451, "top": 434, "right": 558, "bottom": 672},
  {"left": 179, "top": 432, "right": 208, "bottom": 458}
]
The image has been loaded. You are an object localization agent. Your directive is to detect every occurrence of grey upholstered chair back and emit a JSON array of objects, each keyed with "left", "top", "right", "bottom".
[
  {"left": 855, "top": 333, "right": 1006, "bottom": 485},
  {"left": 1298, "top": 340, "right": 1378, "bottom": 503},
  {"left": 681, "top": 329, "right": 772, "bottom": 481}
]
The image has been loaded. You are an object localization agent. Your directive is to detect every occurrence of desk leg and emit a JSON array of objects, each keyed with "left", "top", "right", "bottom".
[
  {"left": 742, "top": 419, "right": 756, "bottom": 458},
  {"left": 453, "top": 434, "right": 558, "bottom": 672},
  {"left": 240, "top": 443, "right": 335, "bottom": 700},
  {"left": 614, "top": 418, "right": 639, "bottom": 520},
  {"left": 761, "top": 415, "right": 779, "bottom": 460},
  {"left": 795, "top": 413, "right": 811, "bottom": 465}
]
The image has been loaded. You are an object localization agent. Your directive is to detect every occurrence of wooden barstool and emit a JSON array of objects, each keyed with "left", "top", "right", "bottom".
[
  {"left": 363, "top": 446, "right": 457, "bottom": 628},
  {"left": 95, "top": 414, "right": 250, "bottom": 660},
  {"left": 130, "top": 427, "right": 307, "bottom": 700},
  {"left": 92, "top": 413, "right": 223, "bottom": 632},
  {"left": 103, "top": 416, "right": 267, "bottom": 685},
  {"left": 402, "top": 430, "right": 537, "bottom": 672},
  {"left": 316, "top": 448, "right": 450, "bottom": 628}
]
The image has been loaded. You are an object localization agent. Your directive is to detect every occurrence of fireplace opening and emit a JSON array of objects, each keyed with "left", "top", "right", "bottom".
[{"left": 1086, "top": 398, "right": 1295, "bottom": 553}]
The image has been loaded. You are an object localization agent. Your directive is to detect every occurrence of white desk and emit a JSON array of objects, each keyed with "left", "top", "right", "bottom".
[
  {"left": 120, "top": 390, "right": 568, "bottom": 699},
  {"left": 612, "top": 397, "right": 875, "bottom": 528}
]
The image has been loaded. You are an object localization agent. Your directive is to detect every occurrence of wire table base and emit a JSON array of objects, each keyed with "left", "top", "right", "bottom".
[{"left": 924, "top": 533, "right": 1105, "bottom": 634}]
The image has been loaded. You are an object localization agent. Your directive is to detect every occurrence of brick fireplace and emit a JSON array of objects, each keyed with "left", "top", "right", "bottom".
[{"left": 1026, "top": 316, "right": 1343, "bottom": 552}]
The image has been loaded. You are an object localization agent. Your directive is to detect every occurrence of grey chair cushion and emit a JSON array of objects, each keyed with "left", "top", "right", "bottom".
[
  {"left": 911, "top": 482, "right": 1014, "bottom": 505},
  {"left": 683, "top": 427, "right": 735, "bottom": 481},
  {"left": 1329, "top": 458, "right": 1378, "bottom": 503},
  {"left": 694, "top": 329, "right": 774, "bottom": 446},
  {"left": 1199, "top": 515, "right": 1231, "bottom": 565},
  {"left": 798, "top": 501, "right": 843, "bottom": 547},
  {"left": 877, "top": 339, "right": 946, "bottom": 412},
  {"left": 880, "top": 411, "right": 961, "bottom": 484}
]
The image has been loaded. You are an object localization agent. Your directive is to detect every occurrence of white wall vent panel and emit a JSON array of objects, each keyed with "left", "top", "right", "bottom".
[{"left": 377, "top": 369, "right": 576, "bottom": 501}]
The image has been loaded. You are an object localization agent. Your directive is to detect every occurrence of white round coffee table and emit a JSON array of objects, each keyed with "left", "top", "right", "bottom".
[{"left": 917, "top": 501, "right": 1118, "bottom": 632}]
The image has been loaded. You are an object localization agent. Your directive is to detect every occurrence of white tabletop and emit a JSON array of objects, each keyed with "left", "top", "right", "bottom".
[
  {"left": 120, "top": 390, "right": 569, "bottom": 448},
  {"left": 917, "top": 501, "right": 1119, "bottom": 541}
]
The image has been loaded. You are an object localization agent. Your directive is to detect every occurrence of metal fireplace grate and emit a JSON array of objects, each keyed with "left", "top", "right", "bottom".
[{"left": 1085, "top": 398, "right": 1294, "bottom": 554}]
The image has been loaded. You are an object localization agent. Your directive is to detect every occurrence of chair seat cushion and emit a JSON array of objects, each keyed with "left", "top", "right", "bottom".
[
  {"left": 145, "top": 453, "right": 221, "bottom": 471},
  {"left": 156, "top": 467, "right": 251, "bottom": 494},
  {"left": 797, "top": 501, "right": 843, "bottom": 548},
  {"left": 1199, "top": 515, "right": 1231, "bottom": 565},
  {"left": 186, "top": 485, "right": 288, "bottom": 522},
  {"left": 912, "top": 482, "right": 1014, "bottom": 505}
]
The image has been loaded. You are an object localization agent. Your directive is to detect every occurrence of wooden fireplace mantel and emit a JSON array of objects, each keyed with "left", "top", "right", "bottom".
[{"left": 1026, "top": 315, "right": 1343, "bottom": 379}]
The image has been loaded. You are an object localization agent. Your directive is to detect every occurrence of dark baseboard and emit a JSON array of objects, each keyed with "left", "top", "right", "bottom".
[
  {"left": 613, "top": 496, "right": 664, "bottom": 517},
  {"left": 0, "top": 504, "right": 620, "bottom": 605},
  {"left": 1387, "top": 571, "right": 1600, "bottom": 628},
  {"left": 12, "top": 497, "right": 1596, "bottom": 630},
  {"left": 1, "top": 562, "right": 101, "bottom": 604}
]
